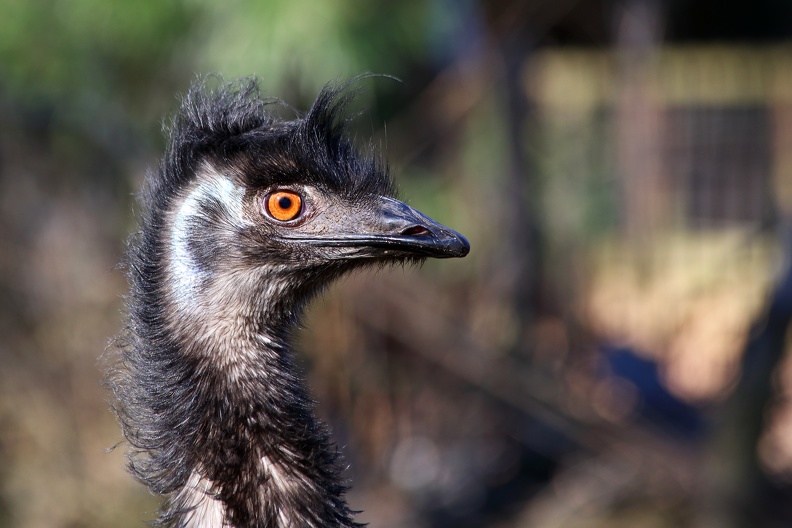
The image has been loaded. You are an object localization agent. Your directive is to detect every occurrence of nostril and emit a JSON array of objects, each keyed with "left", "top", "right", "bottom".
[{"left": 401, "top": 225, "right": 430, "bottom": 237}]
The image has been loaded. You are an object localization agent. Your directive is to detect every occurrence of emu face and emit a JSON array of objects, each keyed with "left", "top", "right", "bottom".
[
  {"left": 164, "top": 161, "right": 469, "bottom": 342},
  {"left": 160, "top": 83, "right": 468, "bottom": 337}
]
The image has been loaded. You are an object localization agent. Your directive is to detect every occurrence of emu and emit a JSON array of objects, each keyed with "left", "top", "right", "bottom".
[{"left": 107, "top": 78, "right": 469, "bottom": 527}]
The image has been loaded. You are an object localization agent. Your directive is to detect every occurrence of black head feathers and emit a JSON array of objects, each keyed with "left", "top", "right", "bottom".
[{"left": 153, "top": 77, "right": 394, "bottom": 208}]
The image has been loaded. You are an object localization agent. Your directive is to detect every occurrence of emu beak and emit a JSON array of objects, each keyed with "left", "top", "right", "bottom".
[
  {"left": 279, "top": 196, "right": 470, "bottom": 259},
  {"left": 354, "top": 196, "right": 470, "bottom": 259}
]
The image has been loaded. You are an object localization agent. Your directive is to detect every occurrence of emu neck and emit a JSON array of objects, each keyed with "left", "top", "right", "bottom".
[{"left": 162, "top": 272, "right": 354, "bottom": 527}]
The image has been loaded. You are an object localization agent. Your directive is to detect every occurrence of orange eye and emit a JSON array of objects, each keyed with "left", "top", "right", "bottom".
[{"left": 266, "top": 191, "right": 303, "bottom": 221}]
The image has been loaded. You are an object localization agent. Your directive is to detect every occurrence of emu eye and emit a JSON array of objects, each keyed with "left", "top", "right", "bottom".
[{"left": 266, "top": 191, "right": 303, "bottom": 222}]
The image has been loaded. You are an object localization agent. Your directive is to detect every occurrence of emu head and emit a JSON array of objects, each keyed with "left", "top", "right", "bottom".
[{"left": 141, "top": 79, "right": 469, "bottom": 342}]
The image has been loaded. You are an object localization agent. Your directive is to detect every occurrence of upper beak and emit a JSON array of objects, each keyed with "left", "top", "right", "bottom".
[
  {"left": 353, "top": 196, "right": 470, "bottom": 258},
  {"left": 278, "top": 196, "right": 470, "bottom": 259}
]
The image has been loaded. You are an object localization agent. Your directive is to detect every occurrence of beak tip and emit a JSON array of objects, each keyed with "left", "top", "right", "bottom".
[
  {"left": 452, "top": 233, "right": 471, "bottom": 257},
  {"left": 433, "top": 229, "right": 470, "bottom": 258}
]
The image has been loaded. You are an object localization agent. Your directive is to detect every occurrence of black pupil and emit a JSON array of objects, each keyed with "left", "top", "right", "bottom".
[{"left": 278, "top": 196, "right": 293, "bottom": 210}]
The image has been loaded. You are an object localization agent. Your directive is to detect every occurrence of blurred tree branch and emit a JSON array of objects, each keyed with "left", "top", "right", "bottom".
[{"left": 697, "top": 223, "right": 792, "bottom": 528}]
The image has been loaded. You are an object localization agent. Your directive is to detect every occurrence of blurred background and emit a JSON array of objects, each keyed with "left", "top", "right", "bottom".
[{"left": 2, "top": 0, "right": 792, "bottom": 526}]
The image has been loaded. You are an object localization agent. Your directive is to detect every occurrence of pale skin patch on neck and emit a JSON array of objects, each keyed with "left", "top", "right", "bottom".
[{"left": 179, "top": 470, "right": 227, "bottom": 528}]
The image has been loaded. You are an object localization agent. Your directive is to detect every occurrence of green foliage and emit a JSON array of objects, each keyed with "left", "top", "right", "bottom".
[
  {"left": 192, "top": 0, "right": 430, "bottom": 99},
  {"left": 0, "top": 0, "right": 195, "bottom": 107}
]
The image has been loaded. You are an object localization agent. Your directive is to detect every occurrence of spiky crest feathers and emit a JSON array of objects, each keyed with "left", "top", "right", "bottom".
[{"left": 151, "top": 77, "right": 393, "bottom": 214}]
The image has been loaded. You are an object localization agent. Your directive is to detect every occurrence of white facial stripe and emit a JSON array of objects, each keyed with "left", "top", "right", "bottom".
[
  {"left": 202, "top": 167, "right": 248, "bottom": 225},
  {"left": 168, "top": 166, "right": 248, "bottom": 302}
]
